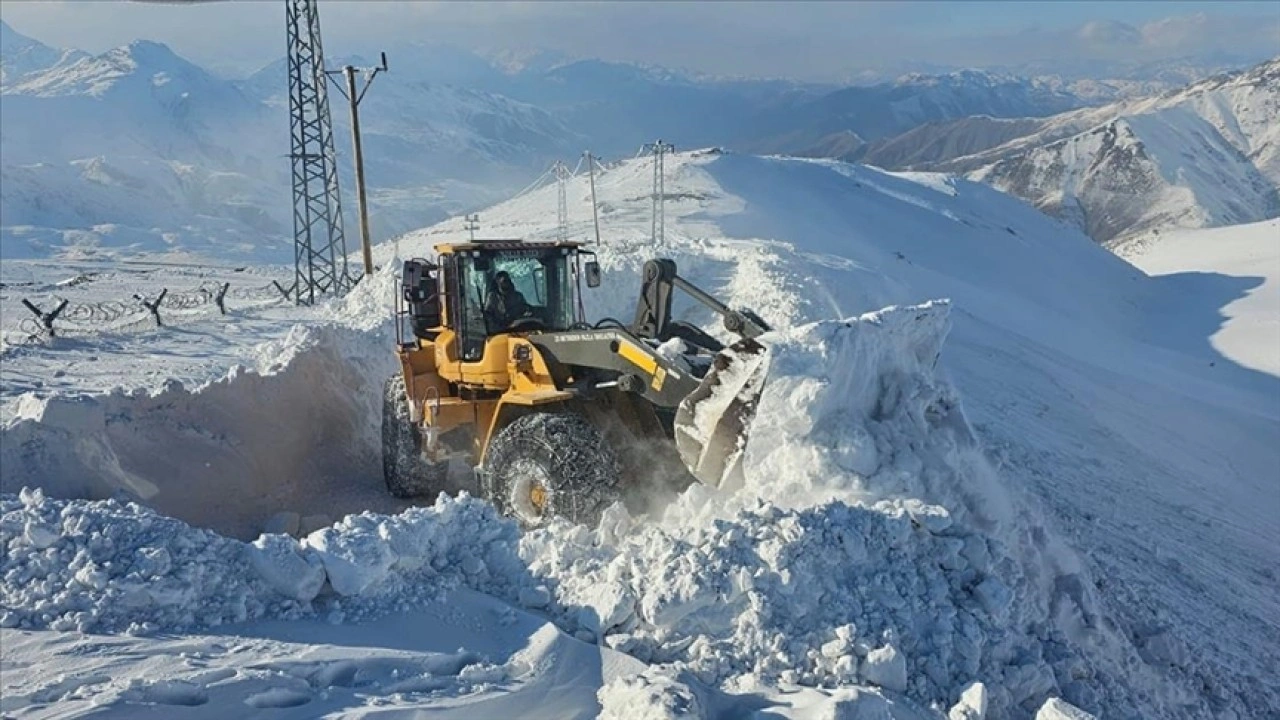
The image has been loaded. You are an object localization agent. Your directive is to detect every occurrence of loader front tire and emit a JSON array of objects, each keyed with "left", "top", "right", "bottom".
[
  {"left": 382, "top": 376, "right": 449, "bottom": 499},
  {"left": 484, "top": 412, "right": 621, "bottom": 527}
]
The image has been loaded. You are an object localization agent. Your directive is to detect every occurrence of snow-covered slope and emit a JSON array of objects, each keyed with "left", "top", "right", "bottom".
[
  {"left": 1121, "top": 218, "right": 1280, "bottom": 376},
  {"left": 967, "top": 59, "right": 1280, "bottom": 244},
  {"left": 720, "top": 57, "right": 1280, "bottom": 250},
  {"left": 3, "top": 150, "right": 1275, "bottom": 718}
]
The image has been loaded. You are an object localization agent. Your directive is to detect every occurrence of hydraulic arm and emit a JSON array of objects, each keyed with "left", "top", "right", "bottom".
[{"left": 631, "top": 259, "right": 770, "bottom": 350}]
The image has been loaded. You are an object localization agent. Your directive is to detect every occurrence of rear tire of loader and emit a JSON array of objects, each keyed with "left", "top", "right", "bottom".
[
  {"left": 382, "top": 376, "right": 449, "bottom": 499},
  {"left": 484, "top": 412, "right": 621, "bottom": 527}
]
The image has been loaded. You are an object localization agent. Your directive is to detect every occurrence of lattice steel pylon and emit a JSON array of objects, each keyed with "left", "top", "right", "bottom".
[
  {"left": 286, "top": 0, "right": 352, "bottom": 305},
  {"left": 643, "top": 140, "right": 674, "bottom": 245},
  {"left": 554, "top": 160, "right": 571, "bottom": 242}
]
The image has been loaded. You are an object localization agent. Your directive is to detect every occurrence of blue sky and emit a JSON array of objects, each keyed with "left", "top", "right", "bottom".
[{"left": 1, "top": 1, "right": 1277, "bottom": 81}]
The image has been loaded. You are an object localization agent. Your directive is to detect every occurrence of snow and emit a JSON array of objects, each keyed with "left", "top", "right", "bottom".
[
  {"left": 862, "top": 645, "right": 908, "bottom": 692},
  {"left": 1121, "top": 218, "right": 1280, "bottom": 377},
  {"left": 0, "top": 487, "right": 295, "bottom": 635},
  {"left": 0, "top": 584, "right": 641, "bottom": 719},
  {"left": 597, "top": 669, "right": 706, "bottom": 720},
  {"left": 948, "top": 682, "right": 989, "bottom": 720},
  {"left": 2, "top": 149, "right": 1277, "bottom": 718},
  {"left": 246, "top": 533, "right": 326, "bottom": 603},
  {"left": 1034, "top": 697, "right": 1097, "bottom": 720}
]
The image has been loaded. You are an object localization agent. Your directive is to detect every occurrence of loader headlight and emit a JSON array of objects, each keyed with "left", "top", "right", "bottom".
[{"left": 513, "top": 345, "right": 532, "bottom": 362}]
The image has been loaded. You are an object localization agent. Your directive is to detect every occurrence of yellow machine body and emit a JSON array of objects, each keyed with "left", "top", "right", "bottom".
[{"left": 395, "top": 241, "right": 588, "bottom": 467}]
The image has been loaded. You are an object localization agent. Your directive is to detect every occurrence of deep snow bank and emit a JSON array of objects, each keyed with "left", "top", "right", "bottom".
[
  {"left": 440, "top": 150, "right": 1277, "bottom": 718},
  {"left": 0, "top": 322, "right": 400, "bottom": 538}
]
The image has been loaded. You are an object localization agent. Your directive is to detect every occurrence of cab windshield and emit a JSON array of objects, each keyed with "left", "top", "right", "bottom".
[{"left": 455, "top": 247, "right": 577, "bottom": 359}]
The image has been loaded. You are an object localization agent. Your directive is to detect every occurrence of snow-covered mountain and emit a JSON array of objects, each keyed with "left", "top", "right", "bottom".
[
  {"left": 0, "top": 25, "right": 289, "bottom": 260},
  {"left": 0, "top": 20, "right": 1113, "bottom": 263},
  {"left": 467, "top": 56, "right": 832, "bottom": 157},
  {"left": 818, "top": 116, "right": 1044, "bottom": 169},
  {"left": 237, "top": 54, "right": 582, "bottom": 242},
  {"left": 0, "top": 25, "right": 578, "bottom": 261},
  {"left": 811, "top": 58, "right": 1280, "bottom": 245},
  {"left": 966, "top": 59, "right": 1280, "bottom": 245}
]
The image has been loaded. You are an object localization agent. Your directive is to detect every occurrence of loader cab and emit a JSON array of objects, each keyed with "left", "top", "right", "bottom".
[{"left": 407, "top": 241, "right": 592, "bottom": 363}]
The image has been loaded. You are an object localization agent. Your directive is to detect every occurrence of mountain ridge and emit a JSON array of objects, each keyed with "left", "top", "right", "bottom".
[{"left": 968, "top": 57, "right": 1280, "bottom": 244}]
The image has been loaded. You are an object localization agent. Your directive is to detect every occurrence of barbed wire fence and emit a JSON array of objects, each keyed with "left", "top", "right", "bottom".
[{"left": 14, "top": 279, "right": 292, "bottom": 341}]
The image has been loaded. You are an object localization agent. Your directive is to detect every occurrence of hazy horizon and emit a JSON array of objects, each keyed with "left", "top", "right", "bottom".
[{"left": 2, "top": 1, "right": 1277, "bottom": 83}]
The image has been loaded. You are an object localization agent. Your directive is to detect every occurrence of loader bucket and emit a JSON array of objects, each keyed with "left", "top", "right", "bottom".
[{"left": 673, "top": 338, "right": 770, "bottom": 491}]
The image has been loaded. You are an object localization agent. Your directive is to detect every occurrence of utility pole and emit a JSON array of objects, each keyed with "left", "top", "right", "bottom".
[
  {"left": 327, "top": 52, "right": 387, "bottom": 277},
  {"left": 585, "top": 151, "right": 602, "bottom": 245},
  {"left": 465, "top": 214, "right": 480, "bottom": 242},
  {"left": 643, "top": 140, "right": 675, "bottom": 245}
]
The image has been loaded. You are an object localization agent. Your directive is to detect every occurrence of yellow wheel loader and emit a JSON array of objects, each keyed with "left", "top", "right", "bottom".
[{"left": 386, "top": 239, "right": 769, "bottom": 526}]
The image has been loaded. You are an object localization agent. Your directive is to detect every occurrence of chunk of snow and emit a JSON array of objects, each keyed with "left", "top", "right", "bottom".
[
  {"left": 576, "top": 581, "right": 636, "bottom": 635},
  {"left": 247, "top": 534, "right": 325, "bottom": 603},
  {"left": 244, "top": 687, "right": 312, "bottom": 709},
  {"left": 1035, "top": 697, "right": 1097, "bottom": 720},
  {"left": 904, "top": 499, "right": 953, "bottom": 534},
  {"left": 948, "top": 682, "right": 989, "bottom": 720},
  {"left": 1137, "top": 629, "right": 1191, "bottom": 668},
  {"left": 972, "top": 577, "right": 1011, "bottom": 620},
  {"left": 138, "top": 679, "right": 208, "bottom": 706},
  {"left": 23, "top": 520, "right": 59, "bottom": 549},
  {"left": 654, "top": 337, "right": 687, "bottom": 362},
  {"left": 862, "top": 644, "right": 908, "bottom": 692},
  {"left": 597, "top": 669, "right": 705, "bottom": 720},
  {"left": 304, "top": 519, "right": 398, "bottom": 596}
]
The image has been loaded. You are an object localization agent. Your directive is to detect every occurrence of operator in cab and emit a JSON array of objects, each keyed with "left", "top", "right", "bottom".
[{"left": 485, "top": 270, "right": 530, "bottom": 328}]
